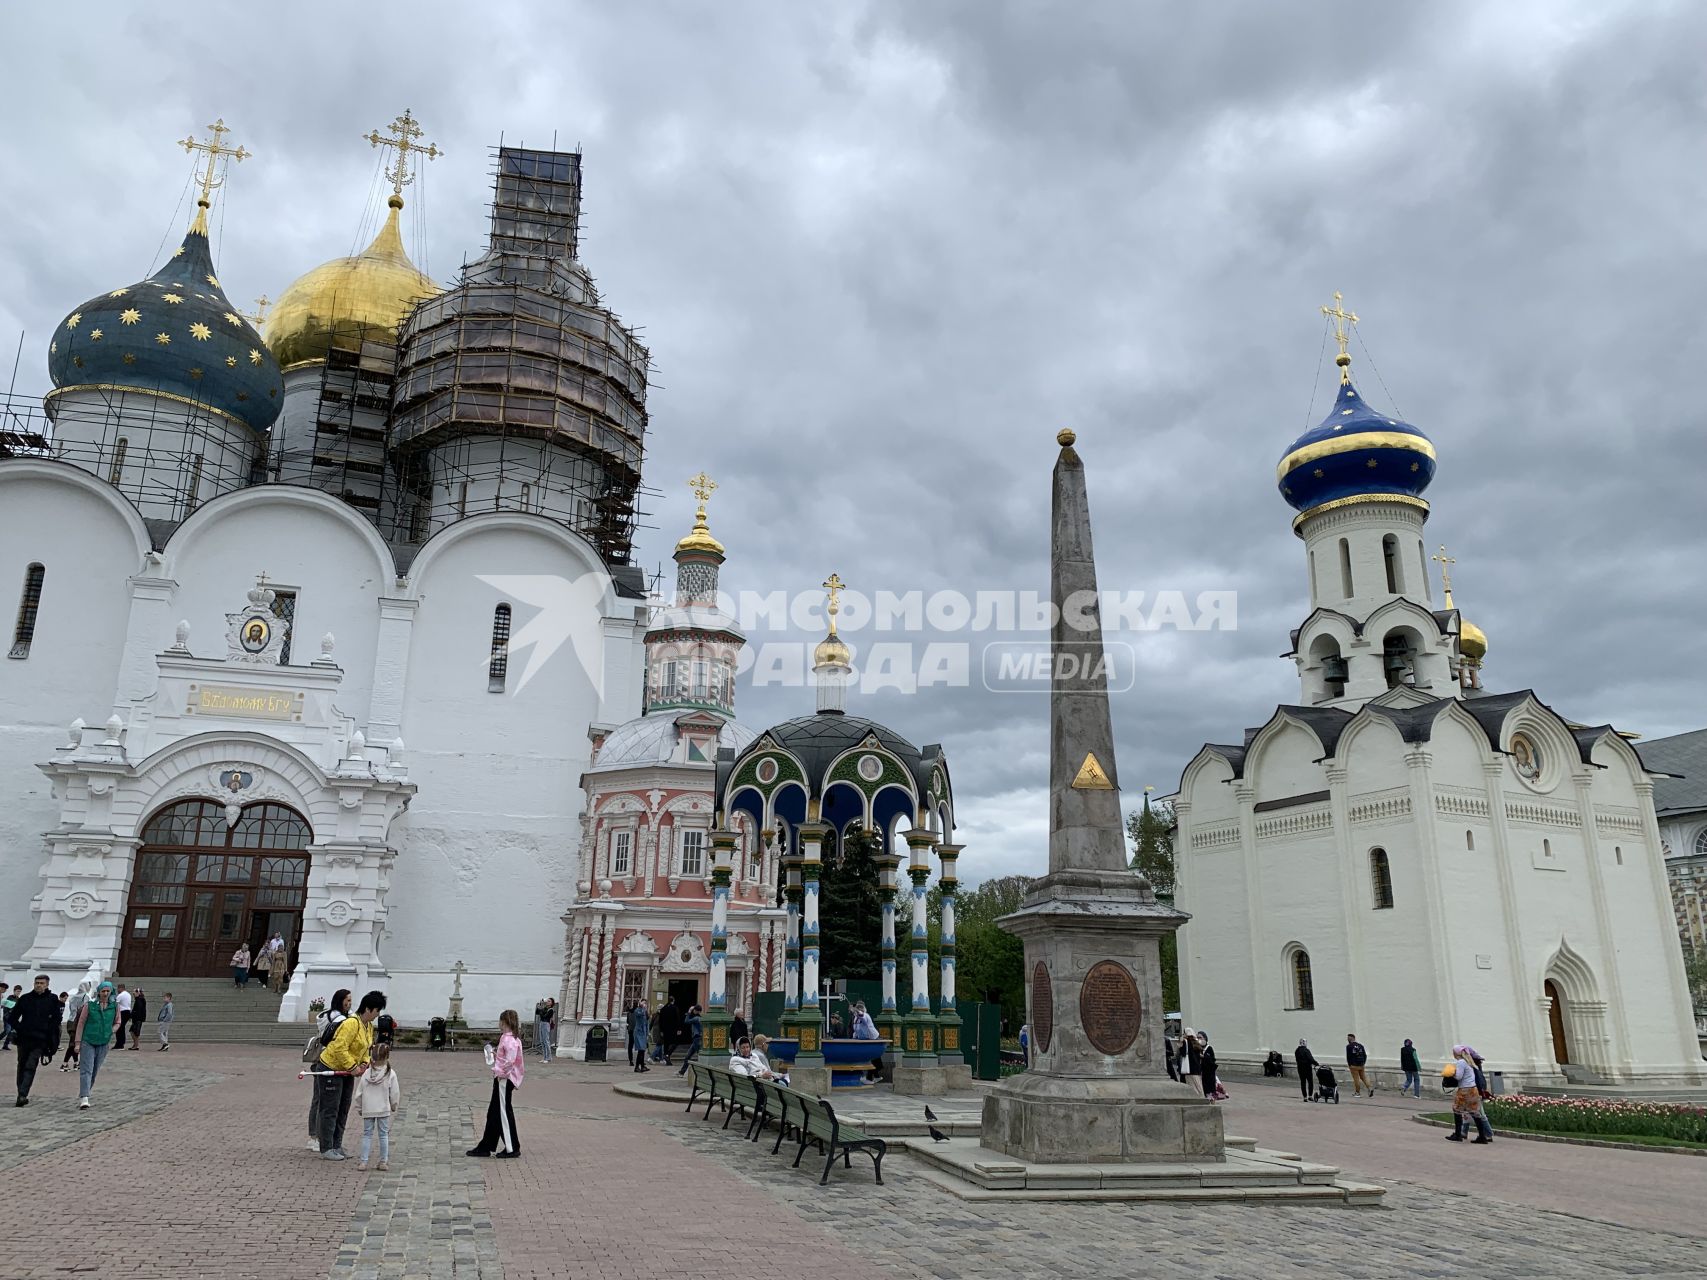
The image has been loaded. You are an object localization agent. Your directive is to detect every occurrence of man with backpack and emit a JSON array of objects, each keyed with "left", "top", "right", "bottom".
[{"left": 1346, "top": 1033, "right": 1374, "bottom": 1096}]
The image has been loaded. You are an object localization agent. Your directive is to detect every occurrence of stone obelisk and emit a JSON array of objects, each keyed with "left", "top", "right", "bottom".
[{"left": 981, "top": 428, "right": 1224, "bottom": 1164}]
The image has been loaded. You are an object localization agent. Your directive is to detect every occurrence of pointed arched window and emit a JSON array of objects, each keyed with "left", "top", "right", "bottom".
[{"left": 9, "top": 563, "right": 45, "bottom": 660}]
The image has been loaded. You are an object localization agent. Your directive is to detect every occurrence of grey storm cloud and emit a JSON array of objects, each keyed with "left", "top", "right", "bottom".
[{"left": 2, "top": 1, "right": 1703, "bottom": 884}]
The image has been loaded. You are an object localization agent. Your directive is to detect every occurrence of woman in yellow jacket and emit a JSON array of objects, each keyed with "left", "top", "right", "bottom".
[{"left": 318, "top": 991, "right": 386, "bottom": 1160}]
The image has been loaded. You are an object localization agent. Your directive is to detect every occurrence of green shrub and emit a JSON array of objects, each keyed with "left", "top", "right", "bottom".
[{"left": 1485, "top": 1095, "right": 1707, "bottom": 1144}]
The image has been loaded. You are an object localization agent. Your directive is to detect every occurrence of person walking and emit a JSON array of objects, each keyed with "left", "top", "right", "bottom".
[
  {"left": 467, "top": 1009, "right": 524, "bottom": 1158},
  {"left": 1399, "top": 1038, "right": 1422, "bottom": 1097},
  {"left": 271, "top": 940, "right": 292, "bottom": 994},
  {"left": 1198, "top": 1031, "right": 1223, "bottom": 1101},
  {"left": 0, "top": 983, "right": 20, "bottom": 1050},
  {"left": 653, "top": 998, "right": 678, "bottom": 1065},
  {"left": 128, "top": 989, "right": 147, "bottom": 1050},
  {"left": 317, "top": 991, "right": 385, "bottom": 1160},
  {"left": 114, "top": 985, "right": 132, "bottom": 1050},
  {"left": 60, "top": 981, "right": 90, "bottom": 1071},
  {"left": 675, "top": 1005, "right": 703, "bottom": 1076},
  {"left": 13, "top": 974, "right": 62, "bottom": 1106},
  {"left": 630, "top": 1000, "right": 651, "bottom": 1073},
  {"left": 1444, "top": 1047, "right": 1494, "bottom": 1144},
  {"left": 533, "top": 997, "right": 554, "bottom": 1064},
  {"left": 307, "top": 989, "right": 353, "bottom": 1150},
  {"left": 1293, "top": 1039, "right": 1317, "bottom": 1101},
  {"left": 230, "top": 944, "right": 252, "bottom": 989},
  {"left": 253, "top": 944, "right": 274, "bottom": 992},
  {"left": 355, "top": 1043, "right": 401, "bottom": 1172},
  {"left": 156, "top": 993, "right": 174, "bottom": 1050},
  {"left": 74, "top": 981, "right": 119, "bottom": 1108},
  {"left": 1345, "top": 1033, "right": 1374, "bottom": 1096},
  {"left": 1181, "top": 1026, "right": 1204, "bottom": 1094}
]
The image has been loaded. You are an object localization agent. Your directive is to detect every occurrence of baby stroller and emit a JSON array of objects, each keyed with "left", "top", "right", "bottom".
[
  {"left": 1263, "top": 1050, "right": 1285, "bottom": 1078},
  {"left": 1314, "top": 1063, "right": 1341, "bottom": 1103}
]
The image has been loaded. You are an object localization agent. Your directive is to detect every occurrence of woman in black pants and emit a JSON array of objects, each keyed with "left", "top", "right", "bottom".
[{"left": 1294, "top": 1038, "right": 1317, "bottom": 1100}]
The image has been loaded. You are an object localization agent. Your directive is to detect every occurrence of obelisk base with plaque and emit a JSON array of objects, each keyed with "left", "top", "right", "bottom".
[{"left": 981, "top": 869, "right": 1224, "bottom": 1164}]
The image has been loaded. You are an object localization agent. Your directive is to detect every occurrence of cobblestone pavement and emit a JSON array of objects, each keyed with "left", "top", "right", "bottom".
[{"left": 3, "top": 1046, "right": 1706, "bottom": 1279}]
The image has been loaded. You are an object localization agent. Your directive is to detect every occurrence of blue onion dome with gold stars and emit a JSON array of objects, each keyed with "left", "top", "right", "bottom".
[
  {"left": 1277, "top": 377, "right": 1435, "bottom": 517},
  {"left": 46, "top": 207, "right": 283, "bottom": 433}
]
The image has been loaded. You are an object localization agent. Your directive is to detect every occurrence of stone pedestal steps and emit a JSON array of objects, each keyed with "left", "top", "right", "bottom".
[
  {"left": 901, "top": 1136, "right": 1385, "bottom": 1205},
  {"left": 110, "top": 976, "right": 304, "bottom": 1045},
  {"left": 612, "top": 1078, "right": 1383, "bottom": 1204}
]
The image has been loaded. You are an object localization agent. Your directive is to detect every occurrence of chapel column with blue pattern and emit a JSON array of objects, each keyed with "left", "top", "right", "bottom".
[
  {"left": 876, "top": 844, "right": 905, "bottom": 1050},
  {"left": 701, "top": 828, "right": 736, "bottom": 1053},
  {"left": 934, "top": 842, "right": 967, "bottom": 1077},
  {"left": 892, "top": 827, "right": 943, "bottom": 1092},
  {"left": 781, "top": 821, "right": 828, "bottom": 1091}
]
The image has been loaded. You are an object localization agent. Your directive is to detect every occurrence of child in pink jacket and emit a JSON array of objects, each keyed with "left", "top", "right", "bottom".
[{"left": 466, "top": 1009, "right": 524, "bottom": 1158}]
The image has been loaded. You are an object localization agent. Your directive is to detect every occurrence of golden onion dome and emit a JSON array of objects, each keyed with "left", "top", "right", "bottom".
[
  {"left": 264, "top": 196, "right": 439, "bottom": 366},
  {"left": 814, "top": 632, "right": 852, "bottom": 669},
  {"left": 1459, "top": 615, "right": 1488, "bottom": 662},
  {"left": 675, "top": 504, "right": 725, "bottom": 556}
]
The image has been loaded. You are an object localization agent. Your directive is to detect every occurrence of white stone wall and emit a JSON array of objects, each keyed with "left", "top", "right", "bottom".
[
  {"left": 1179, "top": 696, "right": 1707, "bottom": 1086},
  {"left": 0, "top": 461, "right": 648, "bottom": 1023}
]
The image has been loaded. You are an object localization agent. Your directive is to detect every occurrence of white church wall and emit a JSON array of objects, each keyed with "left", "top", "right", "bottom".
[
  {"left": 0, "top": 464, "right": 145, "bottom": 964},
  {"left": 381, "top": 516, "right": 639, "bottom": 1021},
  {"left": 1248, "top": 721, "right": 1327, "bottom": 803},
  {"left": 164, "top": 488, "right": 392, "bottom": 725}
]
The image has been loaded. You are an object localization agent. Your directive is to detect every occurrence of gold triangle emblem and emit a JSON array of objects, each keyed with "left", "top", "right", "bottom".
[{"left": 1071, "top": 752, "right": 1114, "bottom": 790}]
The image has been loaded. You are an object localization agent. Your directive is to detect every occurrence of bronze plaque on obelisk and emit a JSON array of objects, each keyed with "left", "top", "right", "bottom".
[
  {"left": 1079, "top": 960, "right": 1141, "bottom": 1055},
  {"left": 1031, "top": 962, "right": 1054, "bottom": 1052}
]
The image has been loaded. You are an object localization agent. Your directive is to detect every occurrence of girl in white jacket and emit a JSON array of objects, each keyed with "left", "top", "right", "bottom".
[{"left": 355, "top": 1043, "right": 402, "bottom": 1171}]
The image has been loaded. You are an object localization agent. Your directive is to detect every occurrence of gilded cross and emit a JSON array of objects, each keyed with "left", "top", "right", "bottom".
[
  {"left": 1321, "top": 290, "right": 1359, "bottom": 383},
  {"left": 364, "top": 109, "right": 442, "bottom": 201},
  {"left": 180, "top": 118, "right": 251, "bottom": 208},
  {"left": 822, "top": 573, "right": 846, "bottom": 632},
  {"left": 687, "top": 471, "right": 717, "bottom": 506},
  {"left": 1432, "top": 545, "right": 1457, "bottom": 606},
  {"left": 247, "top": 295, "right": 271, "bottom": 328}
]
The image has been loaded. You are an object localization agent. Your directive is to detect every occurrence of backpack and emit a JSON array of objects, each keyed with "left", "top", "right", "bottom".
[{"left": 303, "top": 1011, "right": 345, "bottom": 1064}]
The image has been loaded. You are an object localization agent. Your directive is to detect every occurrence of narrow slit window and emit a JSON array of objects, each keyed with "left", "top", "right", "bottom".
[
  {"left": 9, "top": 563, "right": 45, "bottom": 659},
  {"left": 1370, "top": 847, "right": 1394, "bottom": 909},
  {"left": 1338, "top": 538, "right": 1353, "bottom": 598},
  {"left": 185, "top": 454, "right": 205, "bottom": 514},
  {"left": 108, "top": 437, "right": 128, "bottom": 486},
  {"left": 1289, "top": 947, "right": 1315, "bottom": 1011},
  {"left": 488, "top": 603, "right": 512, "bottom": 692}
]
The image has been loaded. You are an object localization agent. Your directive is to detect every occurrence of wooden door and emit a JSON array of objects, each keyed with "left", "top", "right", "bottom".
[
  {"left": 1545, "top": 979, "right": 1570, "bottom": 1064},
  {"left": 121, "top": 800, "right": 312, "bottom": 977}
]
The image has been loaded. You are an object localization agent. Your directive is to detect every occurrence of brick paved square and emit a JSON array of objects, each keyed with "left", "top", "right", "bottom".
[{"left": 3, "top": 1048, "right": 1705, "bottom": 1278}]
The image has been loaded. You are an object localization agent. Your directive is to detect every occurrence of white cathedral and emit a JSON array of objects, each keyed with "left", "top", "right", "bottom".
[
  {"left": 1174, "top": 313, "right": 1705, "bottom": 1088},
  {"left": 0, "top": 118, "right": 667, "bottom": 1021}
]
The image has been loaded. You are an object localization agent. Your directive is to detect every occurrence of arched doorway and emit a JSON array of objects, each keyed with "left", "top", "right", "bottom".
[
  {"left": 1545, "top": 979, "right": 1570, "bottom": 1064},
  {"left": 120, "top": 800, "right": 312, "bottom": 977}
]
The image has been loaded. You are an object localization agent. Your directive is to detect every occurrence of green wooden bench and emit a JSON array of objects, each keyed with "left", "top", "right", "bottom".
[
  {"left": 684, "top": 1061, "right": 720, "bottom": 1118},
  {"left": 722, "top": 1070, "right": 771, "bottom": 1139},
  {"left": 786, "top": 1089, "right": 886, "bottom": 1185}
]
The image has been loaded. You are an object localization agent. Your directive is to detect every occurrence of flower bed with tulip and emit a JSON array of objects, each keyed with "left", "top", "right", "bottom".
[{"left": 1483, "top": 1094, "right": 1707, "bottom": 1146}]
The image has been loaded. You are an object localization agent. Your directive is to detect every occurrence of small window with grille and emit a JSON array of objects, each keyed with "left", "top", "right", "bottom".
[
  {"left": 489, "top": 604, "right": 512, "bottom": 692},
  {"left": 9, "top": 563, "right": 45, "bottom": 659}
]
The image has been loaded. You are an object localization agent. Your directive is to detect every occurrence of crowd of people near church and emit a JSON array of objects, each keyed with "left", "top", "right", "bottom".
[
  {"left": 623, "top": 996, "right": 709, "bottom": 1074},
  {"left": 7, "top": 974, "right": 177, "bottom": 1108}
]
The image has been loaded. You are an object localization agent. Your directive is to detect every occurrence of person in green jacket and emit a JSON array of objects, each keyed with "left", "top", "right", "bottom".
[{"left": 74, "top": 981, "right": 118, "bottom": 1109}]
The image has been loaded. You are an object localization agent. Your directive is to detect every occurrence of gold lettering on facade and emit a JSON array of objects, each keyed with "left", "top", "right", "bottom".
[{"left": 190, "top": 685, "right": 302, "bottom": 720}]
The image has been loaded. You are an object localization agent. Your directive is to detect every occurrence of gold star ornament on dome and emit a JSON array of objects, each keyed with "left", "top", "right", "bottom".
[
  {"left": 222, "top": 311, "right": 242, "bottom": 327},
  {"left": 109, "top": 288, "right": 128, "bottom": 298},
  {"left": 248, "top": 348, "right": 262, "bottom": 365},
  {"left": 66, "top": 312, "right": 81, "bottom": 328},
  {"left": 89, "top": 328, "right": 102, "bottom": 341},
  {"left": 163, "top": 293, "right": 183, "bottom": 304},
  {"left": 155, "top": 332, "right": 171, "bottom": 345},
  {"left": 189, "top": 322, "right": 212, "bottom": 341},
  {"left": 119, "top": 309, "right": 140, "bottom": 325},
  {"left": 225, "top": 355, "right": 237, "bottom": 367}
]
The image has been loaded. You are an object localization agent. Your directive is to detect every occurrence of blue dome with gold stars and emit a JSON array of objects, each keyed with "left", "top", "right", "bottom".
[
  {"left": 46, "top": 213, "right": 283, "bottom": 433},
  {"left": 1276, "top": 378, "right": 1435, "bottom": 517}
]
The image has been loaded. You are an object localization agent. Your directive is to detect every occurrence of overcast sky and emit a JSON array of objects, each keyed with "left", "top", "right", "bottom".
[{"left": 3, "top": 2, "right": 1704, "bottom": 885}]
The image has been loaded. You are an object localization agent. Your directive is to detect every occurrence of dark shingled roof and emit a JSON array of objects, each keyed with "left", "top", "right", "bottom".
[{"left": 1636, "top": 728, "right": 1707, "bottom": 817}]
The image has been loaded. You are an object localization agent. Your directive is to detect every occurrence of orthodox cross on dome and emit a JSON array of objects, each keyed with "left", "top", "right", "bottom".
[
  {"left": 180, "top": 117, "right": 251, "bottom": 234},
  {"left": 1321, "top": 290, "right": 1359, "bottom": 384},
  {"left": 246, "top": 295, "right": 270, "bottom": 327},
  {"left": 688, "top": 470, "right": 717, "bottom": 507},
  {"left": 1432, "top": 544, "right": 1457, "bottom": 608},
  {"left": 822, "top": 572, "right": 846, "bottom": 635},
  {"left": 364, "top": 109, "right": 442, "bottom": 203}
]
